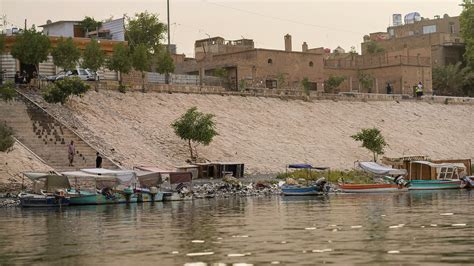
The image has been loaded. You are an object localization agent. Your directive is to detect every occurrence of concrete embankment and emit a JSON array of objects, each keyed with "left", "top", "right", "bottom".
[{"left": 22, "top": 90, "right": 473, "bottom": 175}]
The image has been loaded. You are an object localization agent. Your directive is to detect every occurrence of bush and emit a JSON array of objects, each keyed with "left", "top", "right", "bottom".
[
  {"left": 43, "top": 77, "right": 90, "bottom": 104},
  {"left": 0, "top": 123, "right": 15, "bottom": 152},
  {"left": 0, "top": 81, "right": 16, "bottom": 102},
  {"left": 118, "top": 84, "right": 127, "bottom": 93}
]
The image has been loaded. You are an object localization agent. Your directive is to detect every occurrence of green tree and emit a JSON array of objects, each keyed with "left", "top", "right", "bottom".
[
  {"left": 171, "top": 107, "right": 218, "bottom": 160},
  {"left": 324, "top": 75, "right": 346, "bottom": 93},
  {"left": 107, "top": 43, "right": 132, "bottom": 86},
  {"left": 82, "top": 39, "right": 105, "bottom": 90},
  {"left": 155, "top": 49, "right": 175, "bottom": 75},
  {"left": 132, "top": 43, "right": 151, "bottom": 92},
  {"left": 366, "top": 41, "right": 385, "bottom": 54},
  {"left": 43, "top": 77, "right": 90, "bottom": 105},
  {"left": 82, "top": 39, "right": 105, "bottom": 74},
  {"left": 351, "top": 128, "right": 387, "bottom": 162},
  {"left": 433, "top": 63, "right": 474, "bottom": 96},
  {"left": 357, "top": 71, "right": 374, "bottom": 93},
  {"left": 213, "top": 67, "right": 228, "bottom": 87},
  {"left": 301, "top": 77, "right": 311, "bottom": 96},
  {"left": 51, "top": 37, "right": 81, "bottom": 71},
  {"left": 126, "top": 11, "right": 166, "bottom": 54},
  {"left": 0, "top": 81, "right": 16, "bottom": 102},
  {"left": 10, "top": 26, "right": 51, "bottom": 72},
  {"left": 0, "top": 123, "right": 15, "bottom": 153},
  {"left": 460, "top": 0, "right": 474, "bottom": 67},
  {"left": 79, "top": 16, "right": 103, "bottom": 34}
]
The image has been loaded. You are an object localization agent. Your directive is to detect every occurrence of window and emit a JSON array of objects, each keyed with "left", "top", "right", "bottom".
[
  {"left": 422, "top": 25, "right": 437, "bottom": 34},
  {"left": 450, "top": 23, "right": 455, "bottom": 34},
  {"left": 265, "top": 79, "right": 277, "bottom": 89},
  {"left": 267, "top": 58, "right": 273, "bottom": 64},
  {"left": 309, "top": 61, "right": 314, "bottom": 67},
  {"left": 389, "top": 28, "right": 395, "bottom": 37}
]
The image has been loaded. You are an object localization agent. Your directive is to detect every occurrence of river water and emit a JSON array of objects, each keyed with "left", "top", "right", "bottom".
[{"left": 0, "top": 190, "right": 473, "bottom": 265}]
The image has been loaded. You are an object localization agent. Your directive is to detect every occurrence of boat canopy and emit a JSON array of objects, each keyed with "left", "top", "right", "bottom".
[
  {"left": 81, "top": 168, "right": 137, "bottom": 186},
  {"left": 358, "top": 162, "right": 407, "bottom": 176},
  {"left": 288, "top": 164, "right": 329, "bottom": 170},
  {"left": 23, "top": 172, "right": 52, "bottom": 180}
]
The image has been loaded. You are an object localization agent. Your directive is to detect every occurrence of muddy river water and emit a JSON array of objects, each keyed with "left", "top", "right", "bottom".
[{"left": 0, "top": 190, "right": 473, "bottom": 265}]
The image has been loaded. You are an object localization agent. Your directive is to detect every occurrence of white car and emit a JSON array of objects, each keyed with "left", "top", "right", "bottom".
[{"left": 47, "top": 67, "right": 93, "bottom": 82}]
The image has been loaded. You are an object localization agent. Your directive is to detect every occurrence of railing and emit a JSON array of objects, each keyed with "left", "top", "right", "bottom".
[{"left": 324, "top": 55, "right": 431, "bottom": 69}]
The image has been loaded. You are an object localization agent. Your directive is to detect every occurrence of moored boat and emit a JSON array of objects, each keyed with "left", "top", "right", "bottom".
[
  {"left": 408, "top": 179, "right": 462, "bottom": 190},
  {"left": 280, "top": 164, "right": 330, "bottom": 196},
  {"left": 19, "top": 173, "right": 71, "bottom": 208},
  {"left": 338, "top": 183, "right": 407, "bottom": 193}
]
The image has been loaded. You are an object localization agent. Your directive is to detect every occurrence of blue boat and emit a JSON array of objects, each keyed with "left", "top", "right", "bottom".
[
  {"left": 405, "top": 161, "right": 465, "bottom": 190},
  {"left": 408, "top": 179, "right": 462, "bottom": 190},
  {"left": 20, "top": 173, "right": 72, "bottom": 208},
  {"left": 280, "top": 164, "right": 329, "bottom": 196}
]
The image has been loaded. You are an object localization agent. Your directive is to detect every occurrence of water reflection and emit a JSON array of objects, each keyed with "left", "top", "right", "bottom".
[{"left": 0, "top": 190, "right": 472, "bottom": 265}]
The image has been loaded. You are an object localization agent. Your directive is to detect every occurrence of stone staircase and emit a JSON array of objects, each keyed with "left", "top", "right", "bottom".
[{"left": 0, "top": 91, "right": 118, "bottom": 171}]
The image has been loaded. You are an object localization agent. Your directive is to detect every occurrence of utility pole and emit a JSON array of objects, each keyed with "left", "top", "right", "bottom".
[{"left": 166, "top": 0, "right": 171, "bottom": 84}]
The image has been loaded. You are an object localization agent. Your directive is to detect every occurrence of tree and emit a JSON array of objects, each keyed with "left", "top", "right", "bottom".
[
  {"left": 126, "top": 11, "right": 166, "bottom": 54},
  {"left": 301, "top": 77, "right": 311, "bottom": 96},
  {"left": 10, "top": 26, "right": 51, "bottom": 72},
  {"left": 324, "top": 75, "right": 345, "bottom": 93},
  {"left": 0, "top": 123, "right": 15, "bottom": 153},
  {"left": 107, "top": 43, "right": 132, "bottom": 86},
  {"left": 82, "top": 39, "right": 105, "bottom": 90},
  {"left": 79, "top": 16, "right": 103, "bottom": 34},
  {"left": 357, "top": 71, "right": 374, "bottom": 93},
  {"left": 366, "top": 41, "right": 385, "bottom": 54},
  {"left": 82, "top": 39, "right": 105, "bottom": 74},
  {"left": 51, "top": 37, "right": 81, "bottom": 71},
  {"left": 0, "top": 81, "right": 16, "bottom": 102},
  {"left": 460, "top": 0, "right": 474, "bottom": 67},
  {"left": 433, "top": 63, "right": 474, "bottom": 97},
  {"left": 155, "top": 48, "right": 175, "bottom": 75},
  {"left": 171, "top": 107, "right": 218, "bottom": 160},
  {"left": 351, "top": 128, "right": 387, "bottom": 162},
  {"left": 43, "top": 77, "right": 90, "bottom": 105},
  {"left": 132, "top": 43, "right": 151, "bottom": 92},
  {"left": 213, "top": 67, "right": 228, "bottom": 87}
]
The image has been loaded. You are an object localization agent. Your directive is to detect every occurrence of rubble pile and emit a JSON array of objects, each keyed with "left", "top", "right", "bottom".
[
  {"left": 0, "top": 198, "right": 20, "bottom": 208},
  {"left": 193, "top": 176, "right": 280, "bottom": 198}
]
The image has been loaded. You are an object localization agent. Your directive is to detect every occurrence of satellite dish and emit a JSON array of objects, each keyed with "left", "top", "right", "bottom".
[{"left": 46, "top": 19, "right": 52, "bottom": 24}]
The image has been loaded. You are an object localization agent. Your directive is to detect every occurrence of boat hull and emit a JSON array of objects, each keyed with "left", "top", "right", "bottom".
[
  {"left": 338, "top": 183, "right": 406, "bottom": 193},
  {"left": 408, "top": 180, "right": 462, "bottom": 190},
  {"left": 20, "top": 193, "right": 70, "bottom": 207},
  {"left": 69, "top": 191, "right": 138, "bottom": 205},
  {"left": 281, "top": 185, "right": 322, "bottom": 196},
  {"left": 137, "top": 192, "right": 164, "bottom": 202}
]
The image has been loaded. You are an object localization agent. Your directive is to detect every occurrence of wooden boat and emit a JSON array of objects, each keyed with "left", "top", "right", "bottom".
[
  {"left": 405, "top": 161, "right": 465, "bottom": 190},
  {"left": 62, "top": 169, "right": 139, "bottom": 205},
  {"left": 19, "top": 191, "right": 70, "bottom": 207},
  {"left": 408, "top": 179, "right": 462, "bottom": 190},
  {"left": 280, "top": 164, "right": 330, "bottom": 196},
  {"left": 281, "top": 184, "right": 324, "bottom": 195},
  {"left": 135, "top": 187, "right": 164, "bottom": 202},
  {"left": 337, "top": 162, "right": 409, "bottom": 193},
  {"left": 20, "top": 173, "right": 71, "bottom": 207},
  {"left": 161, "top": 172, "right": 194, "bottom": 201},
  {"left": 338, "top": 183, "right": 407, "bottom": 193}
]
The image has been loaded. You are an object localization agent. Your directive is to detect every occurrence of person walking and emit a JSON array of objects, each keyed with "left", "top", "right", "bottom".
[
  {"left": 386, "top": 82, "right": 392, "bottom": 94},
  {"left": 96, "top": 152, "right": 103, "bottom": 168},
  {"left": 416, "top": 82, "right": 423, "bottom": 98},
  {"left": 68, "top": 141, "right": 75, "bottom": 167}
]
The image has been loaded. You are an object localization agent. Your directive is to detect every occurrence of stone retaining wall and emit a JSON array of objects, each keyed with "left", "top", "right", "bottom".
[{"left": 91, "top": 81, "right": 474, "bottom": 105}]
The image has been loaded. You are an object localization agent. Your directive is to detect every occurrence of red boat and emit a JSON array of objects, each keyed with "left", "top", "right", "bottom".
[{"left": 338, "top": 183, "right": 407, "bottom": 193}]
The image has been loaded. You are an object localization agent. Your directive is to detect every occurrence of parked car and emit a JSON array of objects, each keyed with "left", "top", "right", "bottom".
[
  {"left": 85, "top": 69, "right": 100, "bottom": 81},
  {"left": 47, "top": 67, "right": 93, "bottom": 82}
]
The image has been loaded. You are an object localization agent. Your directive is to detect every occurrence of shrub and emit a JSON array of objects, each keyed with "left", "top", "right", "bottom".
[
  {"left": 118, "top": 84, "right": 127, "bottom": 93},
  {"left": 0, "top": 81, "right": 16, "bottom": 102},
  {"left": 276, "top": 169, "right": 373, "bottom": 184},
  {"left": 43, "top": 77, "right": 90, "bottom": 104}
]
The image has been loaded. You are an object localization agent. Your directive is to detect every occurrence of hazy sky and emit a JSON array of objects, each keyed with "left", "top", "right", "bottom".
[{"left": 1, "top": 0, "right": 463, "bottom": 57}]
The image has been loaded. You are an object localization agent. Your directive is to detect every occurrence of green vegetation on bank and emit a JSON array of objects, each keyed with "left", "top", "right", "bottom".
[
  {"left": 43, "top": 77, "right": 90, "bottom": 104},
  {"left": 276, "top": 169, "right": 373, "bottom": 184}
]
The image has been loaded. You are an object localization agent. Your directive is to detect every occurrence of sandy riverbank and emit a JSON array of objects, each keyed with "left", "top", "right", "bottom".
[{"left": 30, "top": 90, "right": 473, "bottom": 175}]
